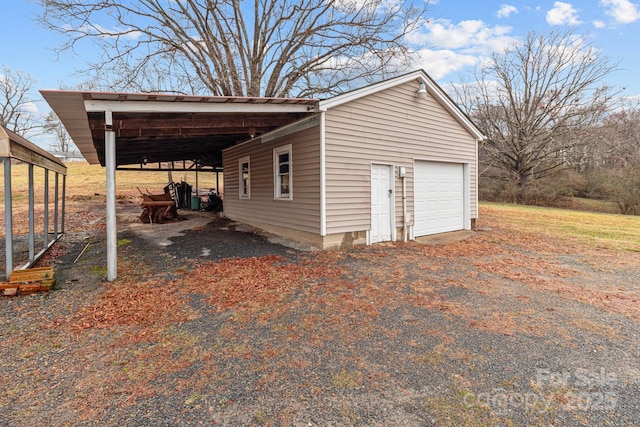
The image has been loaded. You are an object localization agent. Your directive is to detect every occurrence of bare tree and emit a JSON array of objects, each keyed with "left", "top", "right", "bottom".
[
  {"left": 0, "top": 66, "right": 39, "bottom": 136},
  {"left": 588, "top": 107, "right": 640, "bottom": 214},
  {"left": 599, "top": 108, "right": 640, "bottom": 167},
  {"left": 456, "top": 31, "right": 618, "bottom": 202},
  {"left": 43, "top": 110, "right": 75, "bottom": 153},
  {"left": 38, "top": 0, "right": 428, "bottom": 97}
]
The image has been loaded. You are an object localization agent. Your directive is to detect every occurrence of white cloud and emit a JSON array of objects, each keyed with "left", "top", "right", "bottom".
[
  {"left": 20, "top": 102, "right": 39, "bottom": 115},
  {"left": 601, "top": 0, "right": 640, "bottom": 24},
  {"left": 593, "top": 19, "right": 607, "bottom": 28},
  {"left": 413, "top": 49, "right": 479, "bottom": 80},
  {"left": 546, "top": 2, "right": 582, "bottom": 25},
  {"left": 497, "top": 4, "right": 518, "bottom": 18},
  {"left": 407, "top": 19, "right": 517, "bottom": 55},
  {"left": 404, "top": 19, "right": 520, "bottom": 80}
]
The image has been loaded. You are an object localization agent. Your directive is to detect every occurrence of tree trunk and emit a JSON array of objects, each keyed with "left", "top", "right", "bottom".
[{"left": 516, "top": 172, "right": 531, "bottom": 204}]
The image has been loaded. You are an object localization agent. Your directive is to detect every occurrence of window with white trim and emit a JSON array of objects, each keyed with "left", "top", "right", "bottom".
[
  {"left": 239, "top": 156, "right": 250, "bottom": 199},
  {"left": 273, "top": 144, "right": 292, "bottom": 200}
]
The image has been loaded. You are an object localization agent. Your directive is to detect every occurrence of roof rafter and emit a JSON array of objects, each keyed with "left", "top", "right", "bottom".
[{"left": 40, "top": 90, "right": 318, "bottom": 168}]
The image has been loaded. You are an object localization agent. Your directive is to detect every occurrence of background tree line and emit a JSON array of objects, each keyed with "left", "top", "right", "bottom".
[
  {"left": 476, "top": 106, "right": 640, "bottom": 215},
  {"left": 455, "top": 31, "right": 640, "bottom": 215}
]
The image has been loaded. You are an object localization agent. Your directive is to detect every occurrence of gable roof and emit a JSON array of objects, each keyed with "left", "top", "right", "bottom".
[{"left": 319, "top": 69, "right": 485, "bottom": 141}]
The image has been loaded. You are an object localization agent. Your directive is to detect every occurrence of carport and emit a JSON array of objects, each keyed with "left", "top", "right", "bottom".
[
  {"left": 1, "top": 126, "right": 67, "bottom": 279},
  {"left": 41, "top": 90, "right": 318, "bottom": 280}
]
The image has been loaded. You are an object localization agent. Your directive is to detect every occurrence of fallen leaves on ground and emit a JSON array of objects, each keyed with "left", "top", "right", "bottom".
[{"left": 22, "top": 202, "right": 639, "bottom": 423}]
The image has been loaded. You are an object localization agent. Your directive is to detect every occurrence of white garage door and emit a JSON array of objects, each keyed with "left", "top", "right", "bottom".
[{"left": 414, "top": 161, "right": 465, "bottom": 236}]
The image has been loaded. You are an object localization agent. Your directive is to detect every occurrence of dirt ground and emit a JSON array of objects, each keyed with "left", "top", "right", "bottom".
[{"left": 1, "top": 200, "right": 639, "bottom": 426}]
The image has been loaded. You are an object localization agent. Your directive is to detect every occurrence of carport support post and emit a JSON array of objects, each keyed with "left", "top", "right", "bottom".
[
  {"left": 28, "top": 164, "right": 35, "bottom": 262},
  {"left": 105, "top": 110, "right": 117, "bottom": 281},
  {"left": 195, "top": 160, "right": 199, "bottom": 201},
  {"left": 43, "top": 170, "right": 49, "bottom": 248},
  {"left": 4, "top": 157, "right": 13, "bottom": 278},
  {"left": 61, "top": 174, "right": 66, "bottom": 233}
]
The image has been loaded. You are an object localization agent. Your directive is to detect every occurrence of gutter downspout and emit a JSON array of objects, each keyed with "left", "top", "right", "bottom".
[
  {"left": 319, "top": 110, "right": 326, "bottom": 238},
  {"left": 402, "top": 174, "right": 407, "bottom": 242}
]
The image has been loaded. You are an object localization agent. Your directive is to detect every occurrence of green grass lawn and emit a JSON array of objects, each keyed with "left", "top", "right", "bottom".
[
  {"left": 1, "top": 161, "right": 224, "bottom": 201},
  {"left": 480, "top": 202, "right": 640, "bottom": 252},
  {"left": 3, "top": 161, "right": 638, "bottom": 252}
]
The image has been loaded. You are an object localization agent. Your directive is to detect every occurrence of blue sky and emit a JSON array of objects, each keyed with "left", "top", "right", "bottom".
[
  {"left": 1, "top": 0, "right": 639, "bottom": 148},
  {"left": 411, "top": 0, "right": 640, "bottom": 91}
]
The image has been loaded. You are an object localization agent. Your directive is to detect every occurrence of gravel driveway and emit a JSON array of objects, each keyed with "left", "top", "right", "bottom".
[{"left": 1, "top": 202, "right": 639, "bottom": 426}]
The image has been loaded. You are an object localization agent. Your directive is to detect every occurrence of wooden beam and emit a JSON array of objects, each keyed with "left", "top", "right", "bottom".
[{"left": 84, "top": 99, "right": 314, "bottom": 114}]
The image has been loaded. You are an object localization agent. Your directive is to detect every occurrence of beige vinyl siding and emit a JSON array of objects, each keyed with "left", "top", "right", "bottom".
[
  {"left": 324, "top": 80, "right": 478, "bottom": 234},
  {"left": 223, "top": 125, "right": 321, "bottom": 234}
]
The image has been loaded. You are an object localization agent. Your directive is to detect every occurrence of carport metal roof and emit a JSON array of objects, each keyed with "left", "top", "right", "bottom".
[{"left": 40, "top": 90, "right": 319, "bottom": 168}]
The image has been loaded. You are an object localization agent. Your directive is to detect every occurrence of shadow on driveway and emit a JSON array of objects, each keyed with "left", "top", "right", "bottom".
[{"left": 115, "top": 203, "right": 313, "bottom": 263}]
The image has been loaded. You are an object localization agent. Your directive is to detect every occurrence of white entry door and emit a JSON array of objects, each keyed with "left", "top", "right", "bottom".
[
  {"left": 371, "top": 164, "right": 393, "bottom": 243},
  {"left": 414, "top": 161, "right": 465, "bottom": 236}
]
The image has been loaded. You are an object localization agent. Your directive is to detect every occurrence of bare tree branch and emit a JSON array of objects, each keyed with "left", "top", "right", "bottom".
[
  {"left": 0, "top": 66, "right": 39, "bottom": 137},
  {"left": 38, "top": 0, "right": 428, "bottom": 97},
  {"left": 43, "top": 110, "right": 75, "bottom": 153},
  {"left": 455, "top": 31, "right": 619, "bottom": 201}
]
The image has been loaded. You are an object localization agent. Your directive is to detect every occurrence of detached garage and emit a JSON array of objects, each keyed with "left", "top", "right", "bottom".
[
  {"left": 43, "top": 69, "right": 484, "bottom": 281},
  {"left": 224, "top": 69, "right": 485, "bottom": 248}
]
